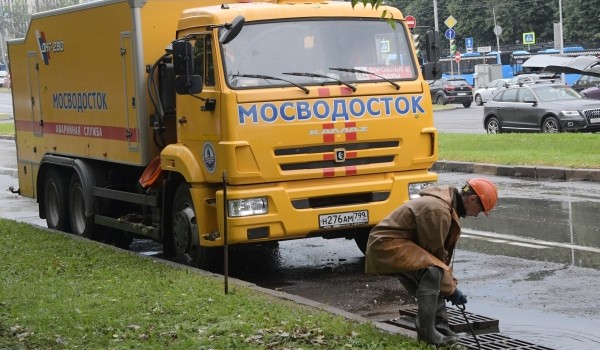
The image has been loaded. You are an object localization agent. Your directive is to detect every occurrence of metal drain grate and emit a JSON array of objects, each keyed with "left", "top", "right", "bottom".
[
  {"left": 398, "top": 306, "right": 500, "bottom": 334},
  {"left": 458, "top": 333, "right": 555, "bottom": 350}
]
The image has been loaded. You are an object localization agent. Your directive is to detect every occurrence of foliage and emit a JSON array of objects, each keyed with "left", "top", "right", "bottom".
[
  {"left": 563, "top": 0, "right": 600, "bottom": 43},
  {"left": 3, "top": 0, "right": 598, "bottom": 50},
  {"left": 0, "top": 0, "right": 29, "bottom": 40},
  {"left": 1, "top": 0, "right": 80, "bottom": 40},
  {"left": 387, "top": 0, "right": 596, "bottom": 51}
]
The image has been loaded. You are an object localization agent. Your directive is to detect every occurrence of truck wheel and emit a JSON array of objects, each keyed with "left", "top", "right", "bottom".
[
  {"left": 43, "top": 168, "right": 70, "bottom": 232},
  {"left": 171, "top": 184, "right": 221, "bottom": 268},
  {"left": 69, "top": 173, "right": 97, "bottom": 239}
]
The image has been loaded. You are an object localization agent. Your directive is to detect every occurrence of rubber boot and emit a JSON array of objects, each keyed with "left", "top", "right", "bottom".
[
  {"left": 415, "top": 267, "right": 459, "bottom": 346},
  {"left": 435, "top": 295, "right": 459, "bottom": 337}
]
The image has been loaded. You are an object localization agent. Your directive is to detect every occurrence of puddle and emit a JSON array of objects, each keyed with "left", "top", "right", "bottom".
[{"left": 461, "top": 196, "right": 600, "bottom": 269}]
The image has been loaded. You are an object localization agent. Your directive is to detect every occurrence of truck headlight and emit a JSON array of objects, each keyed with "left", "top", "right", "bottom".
[
  {"left": 228, "top": 197, "right": 268, "bottom": 217},
  {"left": 408, "top": 182, "right": 436, "bottom": 200}
]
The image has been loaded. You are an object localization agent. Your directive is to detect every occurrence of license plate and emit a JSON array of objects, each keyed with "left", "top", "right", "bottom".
[
  {"left": 457, "top": 92, "right": 467, "bottom": 95},
  {"left": 590, "top": 117, "right": 600, "bottom": 123},
  {"left": 319, "top": 210, "right": 369, "bottom": 229}
]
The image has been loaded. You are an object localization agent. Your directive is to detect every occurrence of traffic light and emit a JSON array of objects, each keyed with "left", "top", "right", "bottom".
[
  {"left": 450, "top": 39, "right": 457, "bottom": 55},
  {"left": 412, "top": 34, "right": 422, "bottom": 63},
  {"left": 425, "top": 30, "right": 440, "bottom": 63}
]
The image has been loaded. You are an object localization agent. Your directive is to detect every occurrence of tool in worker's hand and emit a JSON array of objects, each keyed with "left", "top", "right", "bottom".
[{"left": 457, "top": 304, "right": 481, "bottom": 350}]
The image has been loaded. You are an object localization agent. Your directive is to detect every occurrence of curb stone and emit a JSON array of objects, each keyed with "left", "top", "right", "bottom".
[{"left": 433, "top": 160, "right": 600, "bottom": 183}]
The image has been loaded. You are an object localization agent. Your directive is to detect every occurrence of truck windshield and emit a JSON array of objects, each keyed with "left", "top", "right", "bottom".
[{"left": 222, "top": 19, "right": 416, "bottom": 89}]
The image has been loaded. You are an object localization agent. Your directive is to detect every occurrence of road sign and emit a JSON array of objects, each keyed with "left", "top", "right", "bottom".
[
  {"left": 405, "top": 15, "right": 416, "bottom": 29},
  {"left": 494, "top": 25, "right": 503, "bottom": 36},
  {"left": 523, "top": 32, "right": 536, "bottom": 45},
  {"left": 445, "top": 28, "right": 456, "bottom": 40},
  {"left": 444, "top": 15, "right": 457, "bottom": 29},
  {"left": 477, "top": 46, "right": 492, "bottom": 53},
  {"left": 455, "top": 51, "right": 461, "bottom": 63},
  {"left": 465, "top": 37, "right": 473, "bottom": 48}
]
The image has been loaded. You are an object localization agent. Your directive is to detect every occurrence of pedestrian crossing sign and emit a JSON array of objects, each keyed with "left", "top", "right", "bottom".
[
  {"left": 380, "top": 40, "right": 390, "bottom": 53},
  {"left": 523, "top": 32, "right": 536, "bottom": 45}
]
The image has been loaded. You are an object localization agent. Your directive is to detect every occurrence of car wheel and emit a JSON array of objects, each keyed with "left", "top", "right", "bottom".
[
  {"left": 463, "top": 101, "right": 472, "bottom": 108},
  {"left": 475, "top": 94, "right": 483, "bottom": 106},
  {"left": 486, "top": 117, "right": 501, "bottom": 134},
  {"left": 436, "top": 95, "right": 446, "bottom": 105},
  {"left": 542, "top": 116, "right": 560, "bottom": 133}
]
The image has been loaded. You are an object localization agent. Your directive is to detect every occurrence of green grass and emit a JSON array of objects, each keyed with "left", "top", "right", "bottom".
[
  {"left": 439, "top": 133, "right": 600, "bottom": 169},
  {"left": 0, "top": 121, "right": 14, "bottom": 135},
  {"left": 0, "top": 219, "right": 434, "bottom": 350}
]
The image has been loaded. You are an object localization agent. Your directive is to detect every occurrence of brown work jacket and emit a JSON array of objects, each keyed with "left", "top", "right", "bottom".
[{"left": 365, "top": 186, "right": 462, "bottom": 295}]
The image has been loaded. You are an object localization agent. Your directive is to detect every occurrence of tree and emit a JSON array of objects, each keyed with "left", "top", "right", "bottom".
[
  {"left": 1, "top": 0, "right": 29, "bottom": 40},
  {"left": 563, "top": 0, "right": 600, "bottom": 43},
  {"left": 360, "top": 0, "right": 600, "bottom": 49},
  {"left": 1, "top": 0, "right": 79, "bottom": 40}
]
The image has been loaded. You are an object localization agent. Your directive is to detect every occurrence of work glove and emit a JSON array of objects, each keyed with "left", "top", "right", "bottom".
[{"left": 445, "top": 288, "right": 468, "bottom": 305}]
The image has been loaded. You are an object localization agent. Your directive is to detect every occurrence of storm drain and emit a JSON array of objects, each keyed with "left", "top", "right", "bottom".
[
  {"left": 458, "top": 333, "right": 555, "bottom": 350},
  {"left": 383, "top": 307, "right": 555, "bottom": 350},
  {"left": 397, "top": 306, "right": 500, "bottom": 334}
]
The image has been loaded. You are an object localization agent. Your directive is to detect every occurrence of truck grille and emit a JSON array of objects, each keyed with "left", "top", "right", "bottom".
[{"left": 275, "top": 141, "right": 398, "bottom": 172}]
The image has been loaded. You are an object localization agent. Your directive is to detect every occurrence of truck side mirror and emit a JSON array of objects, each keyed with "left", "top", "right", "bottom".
[
  {"left": 172, "top": 41, "right": 194, "bottom": 76},
  {"left": 175, "top": 75, "right": 202, "bottom": 95},
  {"left": 219, "top": 16, "right": 245, "bottom": 44}
]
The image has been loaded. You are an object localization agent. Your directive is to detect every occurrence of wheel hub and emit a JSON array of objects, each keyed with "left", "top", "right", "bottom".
[{"left": 173, "top": 206, "right": 196, "bottom": 253}]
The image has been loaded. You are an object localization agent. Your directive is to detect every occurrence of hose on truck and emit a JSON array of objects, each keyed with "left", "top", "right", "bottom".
[{"left": 147, "top": 52, "right": 171, "bottom": 150}]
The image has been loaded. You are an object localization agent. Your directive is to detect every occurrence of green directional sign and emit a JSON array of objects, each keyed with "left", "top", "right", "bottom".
[{"left": 523, "top": 32, "right": 536, "bottom": 45}]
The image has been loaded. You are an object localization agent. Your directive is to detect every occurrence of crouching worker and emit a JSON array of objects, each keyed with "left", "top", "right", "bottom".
[{"left": 365, "top": 178, "right": 498, "bottom": 346}]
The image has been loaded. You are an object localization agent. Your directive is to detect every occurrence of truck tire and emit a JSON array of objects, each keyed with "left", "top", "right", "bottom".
[
  {"left": 43, "top": 168, "right": 70, "bottom": 232},
  {"left": 172, "top": 183, "right": 221, "bottom": 268},
  {"left": 69, "top": 173, "right": 97, "bottom": 239}
]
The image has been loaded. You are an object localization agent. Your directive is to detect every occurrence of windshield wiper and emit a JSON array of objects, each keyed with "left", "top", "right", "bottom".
[
  {"left": 329, "top": 67, "right": 400, "bottom": 90},
  {"left": 282, "top": 72, "right": 356, "bottom": 92},
  {"left": 231, "top": 74, "right": 310, "bottom": 94}
]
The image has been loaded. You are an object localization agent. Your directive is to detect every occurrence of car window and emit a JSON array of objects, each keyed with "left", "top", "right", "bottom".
[
  {"left": 518, "top": 88, "right": 535, "bottom": 102},
  {"left": 535, "top": 85, "right": 582, "bottom": 101},
  {"left": 448, "top": 80, "right": 469, "bottom": 86},
  {"left": 500, "top": 88, "right": 518, "bottom": 102}
]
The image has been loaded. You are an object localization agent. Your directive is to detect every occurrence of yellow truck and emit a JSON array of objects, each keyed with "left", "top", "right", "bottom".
[{"left": 8, "top": 0, "right": 439, "bottom": 267}]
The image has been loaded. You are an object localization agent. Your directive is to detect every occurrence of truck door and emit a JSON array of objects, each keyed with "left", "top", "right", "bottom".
[
  {"left": 120, "top": 32, "right": 138, "bottom": 150},
  {"left": 27, "top": 52, "right": 43, "bottom": 136}
]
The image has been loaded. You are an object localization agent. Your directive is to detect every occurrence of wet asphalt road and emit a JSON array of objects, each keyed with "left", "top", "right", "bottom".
[{"left": 2, "top": 99, "right": 600, "bottom": 349}]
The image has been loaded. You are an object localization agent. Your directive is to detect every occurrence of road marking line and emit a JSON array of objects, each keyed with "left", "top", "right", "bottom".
[{"left": 462, "top": 228, "right": 600, "bottom": 253}]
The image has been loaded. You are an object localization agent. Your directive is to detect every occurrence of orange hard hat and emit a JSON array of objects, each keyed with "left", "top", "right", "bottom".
[{"left": 466, "top": 178, "right": 498, "bottom": 215}]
